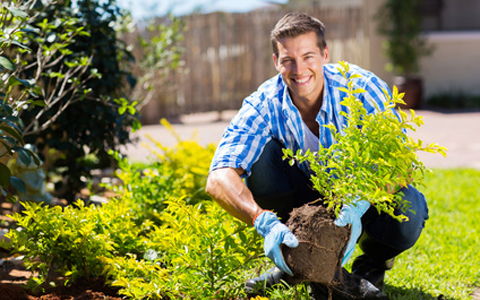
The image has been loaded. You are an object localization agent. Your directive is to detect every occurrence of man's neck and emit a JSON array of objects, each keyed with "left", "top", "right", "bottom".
[{"left": 290, "top": 90, "right": 323, "bottom": 137}]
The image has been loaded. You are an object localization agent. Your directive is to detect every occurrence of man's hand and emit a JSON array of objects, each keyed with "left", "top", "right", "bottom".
[
  {"left": 334, "top": 200, "right": 370, "bottom": 266},
  {"left": 254, "top": 210, "right": 299, "bottom": 276}
]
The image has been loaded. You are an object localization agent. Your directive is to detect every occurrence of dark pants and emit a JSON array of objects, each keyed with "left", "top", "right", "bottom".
[{"left": 246, "top": 139, "right": 429, "bottom": 260}]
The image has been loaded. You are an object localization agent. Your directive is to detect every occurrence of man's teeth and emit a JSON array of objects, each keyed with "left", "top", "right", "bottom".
[{"left": 295, "top": 77, "right": 309, "bottom": 83}]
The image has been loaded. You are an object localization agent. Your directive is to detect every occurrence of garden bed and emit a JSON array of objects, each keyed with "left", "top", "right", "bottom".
[
  {"left": 0, "top": 250, "right": 122, "bottom": 300},
  {"left": 0, "top": 201, "right": 122, "bottom": 300}
]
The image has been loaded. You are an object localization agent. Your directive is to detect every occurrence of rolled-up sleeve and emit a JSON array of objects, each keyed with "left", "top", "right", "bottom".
[{"left": 210, "top": 96, "right": 272, "bottom": 177}]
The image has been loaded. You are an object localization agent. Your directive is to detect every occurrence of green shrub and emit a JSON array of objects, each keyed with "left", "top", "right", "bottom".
[
  {"left": 104, "top": 197, "right": 264, "bottom": 300},
  {"left": 284, "top": 62, "right": 447, "bottom": 221},
  {"left": 17, "top": 0, "right": 139, "bottom": 202},
  {"left": 426, "top": 91, "right": 480, "bottom": 109},
  {"left": 110, "top": 119, "right": 216, "bottom": 224},
  {"left": 3, "top": 126, "right": 275, "bottom": 299},
  {"left": 0, "top": 1, "right": 42, "bottom": 197},
  {"left": 2, "top": 199, "right": 144, "bottom": 290}
]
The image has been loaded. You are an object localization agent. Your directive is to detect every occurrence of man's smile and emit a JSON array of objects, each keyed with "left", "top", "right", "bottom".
[{"left": 292, "top": 76, "right": 312, "bottom": 85}]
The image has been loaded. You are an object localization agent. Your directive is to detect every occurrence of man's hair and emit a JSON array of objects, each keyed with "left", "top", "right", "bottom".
[{"left": 271, "top": 12, "right": 327, "bottom": 58}]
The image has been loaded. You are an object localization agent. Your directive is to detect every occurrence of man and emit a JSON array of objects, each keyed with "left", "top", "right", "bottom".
[{"left": 206, "top": 12, "right": 428, "bottom": 296}]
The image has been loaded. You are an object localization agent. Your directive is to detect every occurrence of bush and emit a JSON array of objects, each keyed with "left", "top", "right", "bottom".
[
  {"left": 3, "top": 129, "right": 267, "bottom": 299},
  {"left": 110, "top": 119, "right": 216, "bottom": 224},
  {"left": 284, "top": 62, "right": 447, "bottom": 220},
  {"left": 3, "top": 198, "right": 144, "bottom": 289},
  {"left": 16, "top": 0, "right": 139, "bottom": 202},
  {"left": 104, "top": 198, "right": 263, "bottom": 300},
  {"left": 0, "top": 1, "right": 42, "bottom": 198},
  {"left": 426, "top": 92, "right": 480, "bottom": 109}
]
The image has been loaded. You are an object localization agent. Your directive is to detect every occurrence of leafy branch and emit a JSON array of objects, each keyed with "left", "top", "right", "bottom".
[{"left": 284, "top": 61, "right": 447, "bottom": 222}]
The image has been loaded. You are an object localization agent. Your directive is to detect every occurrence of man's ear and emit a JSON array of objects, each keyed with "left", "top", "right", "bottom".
[
  {"left": 323, "top": 45, "right": 330, "bottom": 63},
  {"left": 273, "top": 54, "right": 280, "bottom": 72}
]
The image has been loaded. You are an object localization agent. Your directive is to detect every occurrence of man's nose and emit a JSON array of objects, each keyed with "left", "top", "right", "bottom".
[{"left": 293, "top": 60, "right": 307, "bottom": 75}]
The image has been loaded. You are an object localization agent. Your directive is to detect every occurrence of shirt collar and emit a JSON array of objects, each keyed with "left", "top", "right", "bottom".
[
  {"left": 280, "top": 78, "right": 298, "bottom": 117},
  {"left": 318, "top": 69, "right": 334, "bottom": 124}
]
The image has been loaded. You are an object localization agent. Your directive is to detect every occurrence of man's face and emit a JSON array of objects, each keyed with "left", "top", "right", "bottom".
[{"left": 273, "top": 31, "right": 329, "bottom": 104}]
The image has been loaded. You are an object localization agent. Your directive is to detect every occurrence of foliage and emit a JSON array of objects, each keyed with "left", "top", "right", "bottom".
[
  {"left": 15, "top": 0, "right": 140, "bottom": 202},
  {"left": 2, "top": 128, "right": 265, "bottom": 299},
  {"left": 264, "top": 283, "right": 311, "bottom": 300},
  {"left": 376, "top": 0, "right": 433, "bottom": 75},
  {"left": 103, "top": 198, "right": 264, "bottom": 300},
  {"left": 129, "top": 17, "right": 184, "bottom": 111},
  {"left": 110, "top": 119, "right": 216, "bottom": 224},
  {"left": 426, "top": 91, "right": 480, "bottom": 109},
  {"left": 0, "top": 101, "right": 37, "bottom": 198},
  {"left": 2, "top": 114, "right": 340, "bottom": 300},
  {"left": 0, "top": 1, "right": 42, "bottom": 197},
  {"left": 283, "top": 62, "right": 447, "bottom": 221},
  {"left": 5, "top": 120, "right": 476, "bottom": 299},
  {"left": 2, "top": 198, "right": 144, "bottom": 289}
]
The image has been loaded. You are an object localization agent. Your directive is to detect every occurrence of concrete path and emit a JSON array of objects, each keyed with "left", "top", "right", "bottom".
[{"left": 123, "top": 109, "right": 480, "bottom": 170}]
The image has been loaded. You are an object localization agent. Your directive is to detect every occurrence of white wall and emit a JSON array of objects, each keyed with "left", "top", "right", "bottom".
[
  {"left": 420, "top": 31, "right": 480, "bottom": 99},
  {"left": 362, "top": 0, "right": 480, "bottom": 101}
]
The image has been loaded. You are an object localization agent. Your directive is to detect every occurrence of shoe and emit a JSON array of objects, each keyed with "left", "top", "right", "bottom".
[
  {"left": 309, "top": 268, "right": 390, "bottom": 300},
  {"left": 244, "top": 267, "right": 286, "bottom": 296},
  {"left": 353, "top": 231, "right": 402, "bottom": 290},
  {"left": 351, "top": 255, "right": 395, "bottom": 290}
]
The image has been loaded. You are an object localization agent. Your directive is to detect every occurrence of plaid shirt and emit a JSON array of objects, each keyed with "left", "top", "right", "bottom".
[{"left": 210, "top": 63, "right": 395, "bottom": 177}]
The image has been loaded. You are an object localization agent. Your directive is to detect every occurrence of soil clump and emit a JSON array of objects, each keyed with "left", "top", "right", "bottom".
[{"left": 282, "top": 204, "right": 351, "bottom": 285}]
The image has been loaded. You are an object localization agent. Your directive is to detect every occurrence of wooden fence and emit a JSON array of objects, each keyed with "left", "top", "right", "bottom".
[{"left": 137, "top": 6, "right": 365, "bottom": 124}]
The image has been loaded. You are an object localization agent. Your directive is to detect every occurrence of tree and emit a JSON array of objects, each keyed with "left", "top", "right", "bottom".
[
  {"left": 2, "top": 0, "right": 184, "bottom": 202},
  {"left": 1, "top": 0, "right": 42, "bottom": 199},
  {"left": 8, "top": 0, "right": 139, "bottom": 202}
]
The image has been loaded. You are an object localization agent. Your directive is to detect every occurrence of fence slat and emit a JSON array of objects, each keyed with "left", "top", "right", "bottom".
[{"left": 137, "top": 6, "right": 365, "bottom": 124}]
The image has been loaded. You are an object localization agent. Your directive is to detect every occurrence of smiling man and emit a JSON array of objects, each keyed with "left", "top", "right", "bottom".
[{"left": 206, "top": 12, "right": 429, "bottom": 298}]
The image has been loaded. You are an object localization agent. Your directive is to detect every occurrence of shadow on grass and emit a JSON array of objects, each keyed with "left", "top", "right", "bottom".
[{"left": 384, "top": 284, "right": 452, "bottom": 300}]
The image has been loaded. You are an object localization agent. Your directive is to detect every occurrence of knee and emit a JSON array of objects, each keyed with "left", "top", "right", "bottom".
[
  {"left": 401, "top": 185, "right": 429, "bottom": 227},
  {"left": 363, "top": 185, "right": 429, "bottom": 251},
  {"left": 390, "top": 185, "right": 429, "bottom": 249}
]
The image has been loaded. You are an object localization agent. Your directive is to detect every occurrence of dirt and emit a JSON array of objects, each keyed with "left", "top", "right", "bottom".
[
  {"left": 0, "top": 250, "right": 124, "bottom": 300},
  {"left": 282, "top": 204, "right": 351, "bottom": 285},
  {"left": 472, "top": 288, "right": 480, "bottom": 300}
]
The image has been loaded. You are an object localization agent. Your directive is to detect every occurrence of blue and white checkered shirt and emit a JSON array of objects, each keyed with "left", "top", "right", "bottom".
[{"left": 210, "top": 63, "right": 395, "bottom": 177}]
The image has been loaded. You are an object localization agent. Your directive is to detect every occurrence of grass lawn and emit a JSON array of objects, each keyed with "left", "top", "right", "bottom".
[{"left": 382, "top": 168, "right": 480, "bottom": 300}]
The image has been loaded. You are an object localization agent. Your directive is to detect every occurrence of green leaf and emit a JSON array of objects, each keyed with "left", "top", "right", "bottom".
[
  {"left": 23, "top": 147, "right": 40, "bottom": 166},
  {"left": 13, "top": 147, "right": 33, "bottom": 166},
  {"left": 26, "top": 100, "right": 46, "bottom": 107},
  {"left": 6, "top": 6, "right": 28, "bottom": 19},
  {"left": 351, "top": 88, "right": 367, "bottom": 94},
  {"left": 11, "top": 40, "right": 31, "bottom": 51},
  {"left": 46, "top": 33, "right": 56, "bottom": 43},
  {"left": 0, "top": 124, "right": 23, "bottom": 141},
  {"left": 8, "top": 76, "right": 36, "bottom": 88},
  {"left": 0, "top": 139, "right": 13, "bottom": 153},
  {"left": 0, "top": 163, "right": 11, "bottom": 187},
  {"left": 0, "top": 56, "right": 15, "bottom": 71},
  {"left": 10, "top": 176, "right": 26, "bottom": 194}
]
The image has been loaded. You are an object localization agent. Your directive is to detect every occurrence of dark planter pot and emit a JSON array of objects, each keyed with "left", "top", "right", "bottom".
[{"left": 393, "top": 76, "right": 423, "bottom": 109}]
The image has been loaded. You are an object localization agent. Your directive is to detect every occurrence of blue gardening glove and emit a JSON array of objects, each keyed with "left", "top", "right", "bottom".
[
  {"left": 254, "top": 211, "right": 299, "bottom": 276},
  {"left": 334, "top": 200, "right": 370, "bottom": 266}
]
